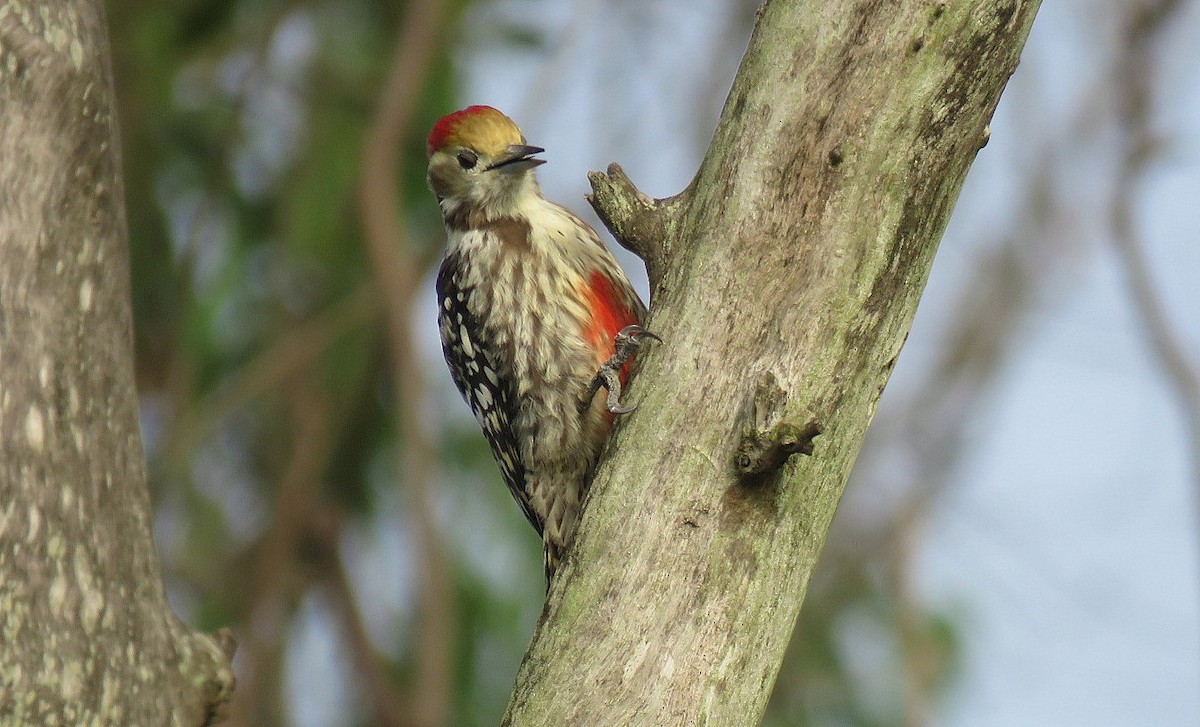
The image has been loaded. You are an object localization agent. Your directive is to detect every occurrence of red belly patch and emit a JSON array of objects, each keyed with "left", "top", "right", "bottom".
[{"left": 578, "top": 270, "right": 639, "bottom": 384}]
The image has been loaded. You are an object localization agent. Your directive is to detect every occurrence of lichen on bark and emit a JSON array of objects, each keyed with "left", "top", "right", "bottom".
[{"left": 1, "top": 2, "right": 234, "bottom": 724}]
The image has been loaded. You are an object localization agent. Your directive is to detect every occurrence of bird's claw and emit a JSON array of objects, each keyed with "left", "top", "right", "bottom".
[
  {"left": 580, "top": 324, "right": 660, "bottom": 414},
  {"left": 607, "top": 394, "right": 638, "bottom": 416},
  {"left": 615, "top": 324, "right": 662, "bottom": 347}
]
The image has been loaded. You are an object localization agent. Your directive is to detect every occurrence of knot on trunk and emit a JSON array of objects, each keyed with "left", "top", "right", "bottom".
[{"left": 733, "top": 372, "right": 821, "bottom": 482}]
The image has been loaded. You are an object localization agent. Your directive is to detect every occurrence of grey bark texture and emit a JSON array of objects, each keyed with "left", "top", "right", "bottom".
[
  {"left": 0, "top": 2, "right": 234, "bottom": 724},
  {"left": 503, "top": 0, "right": 1040, "bottom": 725}
]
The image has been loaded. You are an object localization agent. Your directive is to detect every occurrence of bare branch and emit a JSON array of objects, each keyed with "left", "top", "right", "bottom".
[
  {"left": 1108, "top": 0, "right": 1200, "bottom": 622},
  {"left": 312, "top": 510, "right": 413, "bottom": 727},
  {"left": 1110, "top": 0, "right": 1200, "bottom": 433},
  {"left": 356, "top": 0, "right": 454, "bottom": 725},
  {"left": 227, "top": 380, "right": 334, "bottom": 727},
  {"left": 586, "top": 164, "right": 683, "bottom": 290}
]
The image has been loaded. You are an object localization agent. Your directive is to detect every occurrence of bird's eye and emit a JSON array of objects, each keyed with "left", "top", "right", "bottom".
[{"left": 457, "top": 150, "right": 478, "bottom": 170}]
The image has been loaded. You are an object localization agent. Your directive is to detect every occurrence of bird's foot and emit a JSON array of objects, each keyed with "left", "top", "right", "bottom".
[{"left": 581, "top": 324, "right": 661, "bottom": 414}]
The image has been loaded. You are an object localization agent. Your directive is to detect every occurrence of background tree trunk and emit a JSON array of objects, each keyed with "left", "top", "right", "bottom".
[
  {"left": 0, "top": 2, "right": 234, "bottom": 723},
  {"left": 503, "top": 0, "right": 1040, "bottom": 724}
]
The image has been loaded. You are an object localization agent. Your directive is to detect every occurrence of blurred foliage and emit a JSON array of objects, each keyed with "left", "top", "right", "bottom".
[
  {"left": 107, "top": 1, "right": 957, "bottom": 725},
  {"left": 107, "top": 0, "right": 542, "bottom": 723}
]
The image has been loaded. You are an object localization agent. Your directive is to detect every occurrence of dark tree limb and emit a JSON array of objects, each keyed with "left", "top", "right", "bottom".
[{"left": 503, "top": 0, "right": 1041, "bottom": 724}]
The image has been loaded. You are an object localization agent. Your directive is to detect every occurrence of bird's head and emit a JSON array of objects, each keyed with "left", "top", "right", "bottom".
[{"left": 426, "top": 105, "right": 545, "bottom": 219}]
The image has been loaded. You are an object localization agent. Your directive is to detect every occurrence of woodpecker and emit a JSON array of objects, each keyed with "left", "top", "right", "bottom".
[{"left": 427, "top": 105, "right": 655, "bottom": 582}]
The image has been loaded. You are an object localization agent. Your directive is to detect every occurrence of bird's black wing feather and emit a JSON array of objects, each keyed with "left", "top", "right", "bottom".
[{"left": 435, "top": 253, "right": 541, "bottom": 535}]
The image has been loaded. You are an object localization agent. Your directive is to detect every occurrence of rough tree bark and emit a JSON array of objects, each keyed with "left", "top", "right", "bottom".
[
  {"left": 0, "top": 2, "right": 234, "bottom": 724},
  {"left": 503, "top": 0, "right": 1040, "bottom": 724}
]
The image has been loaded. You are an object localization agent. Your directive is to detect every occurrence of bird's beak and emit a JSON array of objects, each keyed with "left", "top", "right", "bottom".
[{"left": 486, "top": 144, "right": 546, "bottom": 173}]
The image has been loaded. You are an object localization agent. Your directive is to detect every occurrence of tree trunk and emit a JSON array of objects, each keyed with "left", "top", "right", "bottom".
[
  {"left": 0, "top": 2, "right": 234, "bottom": 724},
  {"left": 503, "top": 0, "right": 1040, "bottom": 724}
]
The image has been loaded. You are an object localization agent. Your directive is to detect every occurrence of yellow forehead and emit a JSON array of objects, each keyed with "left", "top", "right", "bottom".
[{"left": 436, "top": 106, "right": 525, "bottom": 157}]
